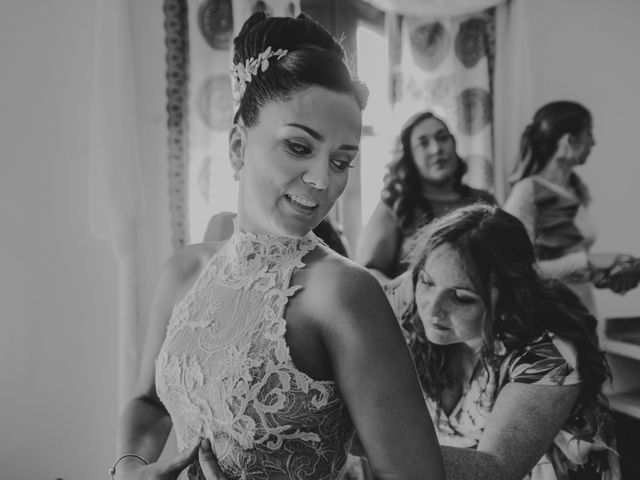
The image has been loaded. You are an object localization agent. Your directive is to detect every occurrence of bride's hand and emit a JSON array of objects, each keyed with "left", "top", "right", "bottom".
[{"left": 198, "top": 438, "right": 228, "bottom": 480}]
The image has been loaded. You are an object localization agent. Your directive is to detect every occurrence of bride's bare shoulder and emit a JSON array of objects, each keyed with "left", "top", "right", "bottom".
[{"left": 303, "top": 247, "right": 391, "bottom": 319}]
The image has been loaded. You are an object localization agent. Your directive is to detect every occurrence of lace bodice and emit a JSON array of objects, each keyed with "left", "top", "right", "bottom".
[{"left": 156, "top": 229, "right": 354, "bottom": 479}]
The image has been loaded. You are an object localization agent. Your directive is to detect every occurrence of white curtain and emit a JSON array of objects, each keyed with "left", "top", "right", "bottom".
[
  {"left": 493, "top": 0, "right": 533, "bottom": 202},
  {"left": 89, "top": 0, "right": 145, "bottom": 411}
]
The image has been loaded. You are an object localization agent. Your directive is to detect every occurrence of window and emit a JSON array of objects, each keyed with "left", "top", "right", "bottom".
[{"left": 354, "top": 22, "right": 392, "bottom": 241}]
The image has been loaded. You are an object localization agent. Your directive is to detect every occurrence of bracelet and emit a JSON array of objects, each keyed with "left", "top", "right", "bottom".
[{"left": 108, "top": 453, "right": 149, "bottom": 479}]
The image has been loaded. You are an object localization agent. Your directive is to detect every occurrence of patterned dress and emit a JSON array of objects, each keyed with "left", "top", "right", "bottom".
[
  {"left": 156, "top": 229, "right": 354, "bottom": 479},
  {"left": 425, "top": 333, "right": 593, "bottom": 480},
  {"left": 407, "top": 329, "right": 614, "bottom": 476},
  {"left": 384, "top": 275, "right": 616, "bottom": 479}
]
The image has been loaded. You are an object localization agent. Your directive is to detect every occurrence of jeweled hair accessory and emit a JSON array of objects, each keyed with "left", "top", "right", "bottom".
[{"left": 231, "top": 46, "right": 288, "bottom": 107}]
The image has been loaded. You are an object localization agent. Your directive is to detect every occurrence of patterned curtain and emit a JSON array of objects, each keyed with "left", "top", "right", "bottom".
[
  {"left": 391, "top": 8, "right": 496, "bottom": 192},
  {"left": 164, "top": 0, "right": 301, "bottom": 248}
]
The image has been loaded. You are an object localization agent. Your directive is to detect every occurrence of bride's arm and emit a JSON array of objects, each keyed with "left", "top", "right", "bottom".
[{"left": 312, "top": 262, "right": 445, "bottom": 480}]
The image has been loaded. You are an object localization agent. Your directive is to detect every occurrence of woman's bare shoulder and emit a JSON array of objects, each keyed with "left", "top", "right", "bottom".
[
  {"left": 308, "top": 246, "right": 378, "bottom": 286},
  {"left": 304, "top": 248, "right": 393, "bottom": 323}
]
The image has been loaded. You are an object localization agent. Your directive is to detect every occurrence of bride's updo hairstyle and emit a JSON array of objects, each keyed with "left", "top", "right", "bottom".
[{"left": 232, "top": 12, "right": 368, "bottom": 126}]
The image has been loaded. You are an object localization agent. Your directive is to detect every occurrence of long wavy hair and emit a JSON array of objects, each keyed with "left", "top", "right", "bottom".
[
  {"left": 381, "top": 111, "right": 470, "bottom": 232},
  {"left": 399, "top": 203, "right": 612, "bottom": 441},
  {"left": 511, "top": 100, "right": 592, "bottom": 202}
]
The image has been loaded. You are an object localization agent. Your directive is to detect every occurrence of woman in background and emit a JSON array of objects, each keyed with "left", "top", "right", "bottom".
[
  {"left": 504, "top": 101, "right": 637, "bottom": 313},
  {"left": 386, "top": 204, "right": 618, "bottom": 480},
  {"left": 112, "top": 12, "right": 445, "bottom": 480},
  {"left": 356, "top": 111, "right": 494, "bottom": 282}
]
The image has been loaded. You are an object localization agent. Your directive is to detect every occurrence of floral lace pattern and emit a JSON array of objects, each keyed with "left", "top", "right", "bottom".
[{"left": 156, "top": 229, "right": 354, "bottom": 479}]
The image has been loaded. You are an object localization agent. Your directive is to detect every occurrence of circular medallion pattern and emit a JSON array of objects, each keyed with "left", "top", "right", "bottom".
[
  {"left": 198, "top": 0, "right": 233, "bottom": 51},
  {"left": 409, "top": 22, "right": 449, "bottom": 72},
  {"left": 455, "top": 17, "right": 487, "bottom": 68},
  {"left": 197, "top": 75, "right": 233, "bottom": 130}
]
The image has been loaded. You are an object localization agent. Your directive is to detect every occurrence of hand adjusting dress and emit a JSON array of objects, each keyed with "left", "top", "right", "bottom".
[{"left": 156, "top": 229, "right": 355, "bottom": 479}]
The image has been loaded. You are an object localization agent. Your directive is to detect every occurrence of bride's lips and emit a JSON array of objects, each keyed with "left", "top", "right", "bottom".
[{"left": 285, "top": 194, "right": 319, "bottom": 214}]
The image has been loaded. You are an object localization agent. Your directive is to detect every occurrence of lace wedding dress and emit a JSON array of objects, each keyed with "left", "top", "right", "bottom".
[{"left": 156, "top": 229, "right": 355, "bottom": 479}]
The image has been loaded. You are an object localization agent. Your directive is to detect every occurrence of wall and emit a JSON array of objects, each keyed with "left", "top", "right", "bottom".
[
  {"left": 523, "top": 0, "right": 640, "bottom": 319},
  {"left": 0, "top": 1, "right": 170, "bottom": 479},
  {"left": 0, "top": 1, "right": 119, "bottom": 479},
  {"left": 130, "top": 1, "right": 173, "bottom": 361}
]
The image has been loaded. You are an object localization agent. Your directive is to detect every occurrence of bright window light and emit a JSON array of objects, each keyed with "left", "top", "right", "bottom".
[{"left": 356, "top": 23, "right": 393, "bottom": 227}]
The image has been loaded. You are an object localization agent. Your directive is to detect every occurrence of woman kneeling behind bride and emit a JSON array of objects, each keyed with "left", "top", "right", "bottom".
[{"left": 385, "top": 204, "right": 619, "bottom": 480}]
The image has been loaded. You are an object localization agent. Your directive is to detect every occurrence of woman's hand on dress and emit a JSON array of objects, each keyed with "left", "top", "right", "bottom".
[
  {"left": 114, "top": 444, "right": 199, "bottom": 480},
  {"left": 198, "top": 438, "right": 228, "bottom": 480}
]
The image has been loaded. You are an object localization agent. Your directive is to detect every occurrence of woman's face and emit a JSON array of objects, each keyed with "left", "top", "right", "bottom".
[
  {"left": 409, "top": 117, "right": 458, "bottom": 186},
  {"left": 232, "top": 86, "right": 361, "bottom": 237},
  {"left": 414, "top": 244, "right": 487, "bottom": 348}
]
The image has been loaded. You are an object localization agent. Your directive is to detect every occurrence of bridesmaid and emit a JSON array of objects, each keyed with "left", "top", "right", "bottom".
[{"left": 504, "top": 100, "right": 637, "bottom": 313}]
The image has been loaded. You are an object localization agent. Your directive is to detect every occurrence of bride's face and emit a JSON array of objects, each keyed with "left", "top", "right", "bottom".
[{"left": 232, "top": 86, "right": 362, "bottom": 237}]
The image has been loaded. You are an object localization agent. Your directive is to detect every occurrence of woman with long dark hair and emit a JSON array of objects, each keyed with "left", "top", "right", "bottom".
[
  {"left": 386, "top": 203, "right": 618, "bottom": 480},
  {"left": 357, "top": 111, "right": 494, "bottom": 282},
  {"left": 504, "top": 101, "right": 637, "bottom": 312}
]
